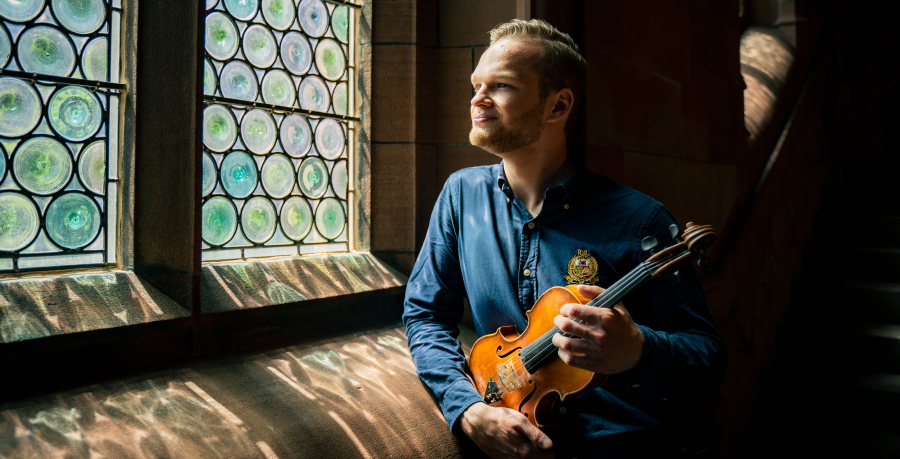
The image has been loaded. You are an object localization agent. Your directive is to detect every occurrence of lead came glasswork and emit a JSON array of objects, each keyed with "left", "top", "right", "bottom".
[
  {"left": 261, "top": 153, "right": 294, "bottom": 198},
  {"left": 241, "top": 196, "right": 276, "bottom": 243},
  {"left": 223, "top": 0, "right": 259, "bottom": 22},
  {"left": 13, "top": 137, "right": 73, "bottom": 195},
  {"left": 279, "top": 113, "right": 311, "bottom": 157},
  {"left": 298, "top": 75, "right": 329, "bottom": 112},
  {"left": 331, "top": 5, "right": 349, "bottom": 44},
  {"left": 52, "top": 0, "right": 106, "bottom": 34},
  {"left": 203, "top": 104, "right": 237, "bottom": 152},
  {"left": 315, "top": 38, "right": 345, "bottom": 81},
  {"left": 280, "top": 32, "right": 312, "bottom": 75},
  {"left": 81, "top": 37, "right": 108, "bottom": 81},
  {"left": 315, "top": 118, "right": 343, "bottom": 160},
  {"left": 48, "top": 85, "right": 102, "bottom": 141},
  {"left": 204, "top": 58, "right": 217, "bottom": 96},
  {"left": 202, "top": 196, "right": 237, "bottom": 246},
  {"left": 205, "top": 12, "right": 239, "bottom": 61},
  {"left": 220, "top": 151, "right": 258, "bottom": 198},
  {"left": 1, "top": 26, "right": 10, "bottom": 68},
  {"left": 0, "top": 0, "right": 45, "bottom": 22},
  {"left": 45, "top": 192, "right": 101, "bottom": 249},
  {"left": 202, "top": 152, "right": 217, "bottom": 197},
  {"left": 331, "top": 160, "right": 347, "bottom": 199},
  {"left": 280, "top": 196, "right": 312, "bottom": 241},
  {"left": 0, "top": 77, "right": 42, "bottom": 138},
  {"left": 297, "top": 0, "right": 328, "bottom": 38},
  {"left": 17, "top": 26, "right": 76, "bottom": 77},
  {"left": 262, "top": 0, "right": 294, "bottom": 31},
  {"left": 240, "top": 109, "right": 277, "bottom": 154},
  {"left": 261, "top": 69, "right": 294, "bottom": 107},
  {"left": 77, "top": 140, "right": 105, "bottom": 195},
  {"left": 297, "top": 156, "right": 327, "bottom": 199},
  {"left": 220, "top": 60, "right": 258, "bottom": 101},
  {"left": 315, "top": 197, "right": 344, "bottom": 240},
  {"left": 242, "top": 24, "right": 277, "bottom": 69},
  {"left": 0, "top": 192, "right": 40, "bottom": 251},
  {"left": 332, "top": 82, "right": 348, "bottom": 116}
]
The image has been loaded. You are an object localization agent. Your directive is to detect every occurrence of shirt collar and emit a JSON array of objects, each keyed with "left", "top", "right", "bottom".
[{"left": 495, "top": 156, "right": 588, "bottom": 215}]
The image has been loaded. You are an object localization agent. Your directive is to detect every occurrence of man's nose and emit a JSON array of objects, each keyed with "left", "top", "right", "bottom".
[{"left": 471, "top": 87, "right": 491, "bottom": 107}]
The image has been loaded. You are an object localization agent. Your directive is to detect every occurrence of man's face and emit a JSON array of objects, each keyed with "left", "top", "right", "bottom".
[{"left": 469, "top": 38, "right": 547, "bottom": 154}]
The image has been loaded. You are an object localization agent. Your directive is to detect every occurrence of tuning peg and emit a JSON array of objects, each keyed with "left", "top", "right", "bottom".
[
  {"left": 669, "top": 224, "right": 679, "bottom": 240},
  {"left": 697, "top": 255, "right": 712, "bottom": 272},
  {"left": 641, "top": 236, "right": 658, "bottom": 254},
  {"left": 673, "top": 270, "right": 685, "bottom": 284}
]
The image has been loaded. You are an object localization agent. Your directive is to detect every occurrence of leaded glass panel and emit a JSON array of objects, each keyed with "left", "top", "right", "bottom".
[
  {"left": 1, "top": 1, "right": 122, "bottom": 272},
  {"left": 202, "top": 0, "right": 357, "bottom": 261}
]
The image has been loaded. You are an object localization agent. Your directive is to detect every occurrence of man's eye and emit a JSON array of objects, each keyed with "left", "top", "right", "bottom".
[{"left": 497, "top": 83, "right": 509, "bottom": 88}]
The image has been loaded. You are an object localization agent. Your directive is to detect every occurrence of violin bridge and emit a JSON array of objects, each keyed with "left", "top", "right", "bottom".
[{"left": 497, "top": 358, "right": 525, "bottom": 391}]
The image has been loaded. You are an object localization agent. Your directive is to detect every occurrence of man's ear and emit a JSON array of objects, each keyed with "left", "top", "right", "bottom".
[{"left": 547, "top": 88, "right": 574, "bottom": 124}]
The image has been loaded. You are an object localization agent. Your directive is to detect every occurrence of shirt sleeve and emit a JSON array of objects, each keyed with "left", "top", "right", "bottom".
[
  {"left": 614, "top": 204, "right": 728, "bottom": 400},
  {"left": 402, "top": 175, "right": 484, "bottom": 431}
]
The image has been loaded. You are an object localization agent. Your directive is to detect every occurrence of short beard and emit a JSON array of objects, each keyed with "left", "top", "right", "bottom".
[{"left": 469, "top": 99, "right": 546, "bottom": 154}]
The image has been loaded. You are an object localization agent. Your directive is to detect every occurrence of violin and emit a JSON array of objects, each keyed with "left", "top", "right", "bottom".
[{"left": 466, "top": 222, "right": 716, "bottom": 427}]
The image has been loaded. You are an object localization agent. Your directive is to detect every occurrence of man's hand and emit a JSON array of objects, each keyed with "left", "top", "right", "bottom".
[
  {"left": 551, "top": 284, "right": 644, "bottom": 374},
  {"left": 460, "top": 403, "right": 554, "bottom": 459}
]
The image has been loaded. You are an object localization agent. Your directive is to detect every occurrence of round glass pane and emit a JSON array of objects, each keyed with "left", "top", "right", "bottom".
[
  {"left": 315, "top": 119, "right": 344, "bottom": 160},
  {"left": 17, "top": 26, "right": 76, "bottom": 77},
  {"left": 242, "top": 24, "right": 277, "bottom": 69},
  {"left": 0, "top": 192, "right": 40, "bottom": 251},
  {"left": 203, "top": 59, "right": 218, "bottom": 96},
  {"left": 219, "top": 151, "right": 258, "bottom": 198},
  {"left": 1, "top": 25, "right": 10, "bottom": 68},
  {"left": 298, "top": 75, "right": 329, "bottom": 112},
  {"left": 206, "top": 0, "right": 218, "bottom": 9},
  {"left": 45, "top": 193, "right": 101, "bottom": 249},
  {"left": 331, "top": 160, "right": 347, "bottom": 200},
  {"left": 205, "top": 12, "right": 239, "bottom": 61},
  {"left": 332, "top": 82, "right": 348, "bottom": 116},
  {"left": 0, "top": 0, "right": 45, "bottom": 22},
  {"left": 297, "top": 156, "right": 327, "bottom": 199},
  {"left": 241, "top": 196, "right": 276, "bottom": 243},
  {"left": 203, "top": 104, "right": 238, "bottom": 152},
  {"left": 331, "top": 5, "right": 349, "bottom": 44},
  {"left": 202, "top": 152, "right": 217, "bottom": 197},
  {"left": 81, "top": 37, "right": 108, "bottom": 81},
  {"left": 48, "top": 85, "right": 102, "bottom": 142},
  {"left": 52, "top": 0, "right": 106, "bottom": 34},
  {"left": 261, "top": 153, "right": 294, "bottom": 199},
  {"left": 0, "top": 145, "right": 6, "bottom": 182},
  {"left": 315, "top": 197, "right": 344, "bottom": 240},
  {"left": 280, "top": 32, "right": 312, "bottom": 76},
  {"left": 13, "top": 137, "right": 73, "bottom": 195},
  {"left": 77, "top": 140, "right": 105, "bottom": 195},
  {"left": 315, "top": 38, "right": 345, "bottom": 81},
  {"left": 202, "top": 196, "right": 237, "bottom": 246},
  {"left": 223, "top": 0, "right": 258, "bottom": 21},
  {"left": 297, "top": 0, "right": 328, "bottom": 38},
  {"left": 261, "top": 69, "right": 295, "bottom": 107},
  {"left": 280, "top": 196, "right": 312, "bottom": 241},
  {"left": 0, "top": 77, "right": 42, "bottom": 138},
  {"left": 279, "top": 114, "right": 312, "bottom": 158},
  {"left": 220, "top": 60, "right": 258, "bottom": 101},
  {"left": 240, "top": 109, "right": 277, "bottom": 154},
  {"left": 262, "top": 0, "right": 294, "bottom": 30}
]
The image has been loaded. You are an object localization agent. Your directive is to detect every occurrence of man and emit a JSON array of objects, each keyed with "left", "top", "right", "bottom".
[{"left": 403, "top": 19, "right": 727, "bottom": 458}]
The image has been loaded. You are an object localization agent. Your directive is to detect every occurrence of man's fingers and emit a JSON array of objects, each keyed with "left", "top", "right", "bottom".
[
  {"left": 515, "top": 419, "right": 553, "bottom": 450},
  {"left": 557, "top": 348, "right": 592, "bottom": 368},
  {"left": 576, "top": 284, "right": 604, "bottom": 299},
  {"left": 552, "top": 333, "right": 593, "bottom": 353},
  {"left": 554, "top": 314, "right": 596, "bottom": 339}
]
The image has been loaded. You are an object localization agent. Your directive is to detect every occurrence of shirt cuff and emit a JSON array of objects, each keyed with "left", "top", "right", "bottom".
[
  {"left": 441, "top": 379, "right": 487, "bottom": 433},
  {"left": 612, "top": 324, "right": 668, "bottom": 397}
]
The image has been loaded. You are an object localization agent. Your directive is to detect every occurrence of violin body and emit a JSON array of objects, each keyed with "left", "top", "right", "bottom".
[{"left": 467, "top": 285, "right": 609, "bottom": 428}]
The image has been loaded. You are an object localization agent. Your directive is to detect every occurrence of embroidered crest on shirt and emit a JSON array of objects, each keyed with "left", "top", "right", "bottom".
[{"left": 565, "top": 250, "right": 599, "bottom": 285}]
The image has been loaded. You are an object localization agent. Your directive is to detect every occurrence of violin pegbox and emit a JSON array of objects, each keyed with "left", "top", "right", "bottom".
[{"left": 682, "top": 222, "right": 716, "bottom": 271}]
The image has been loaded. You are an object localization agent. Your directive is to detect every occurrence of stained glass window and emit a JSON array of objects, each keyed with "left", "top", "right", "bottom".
[
  {"left": 0, "top": 0, "right": 123, "bottom": 272},
  {"left": 202, "top": 0, "right": 357, "bottom": 262}
]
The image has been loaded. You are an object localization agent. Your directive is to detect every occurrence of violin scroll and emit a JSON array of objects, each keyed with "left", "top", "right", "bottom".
[{"left": 683, "top": 223, "right": 716, "bottom": 272}]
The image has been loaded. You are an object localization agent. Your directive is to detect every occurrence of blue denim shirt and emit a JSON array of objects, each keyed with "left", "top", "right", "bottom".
[{"left": 402, "top": 162, "right": 727, "bottom": 452}]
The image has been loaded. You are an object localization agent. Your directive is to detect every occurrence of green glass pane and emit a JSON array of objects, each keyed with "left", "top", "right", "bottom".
[
  {"left": 202, "top": 152, "right": 217, "bottom": 197},
  {"left": 220, "top": 60, "right": 258, "bottom": 101},
  {"left": 314, "top": 118, "right": 343, "bottom": 159},
  {"left": 220, "top": 150, "right": 258, "bottom": 198},
  {"left": 279, "top": 114, "right": 312, "bottom": 158},
  {"left": 202, "top": 196, "right": 237, "bottom": 246},
  {"left": 332, "top": 82, "right": 348, "bottom": 116},
  {"left": 204, "top": 59, "right": 218, "bottom": 97},
  {"left": 240, "top": 109, "right": 276, "bottom": 154},
  {"left": 0, "top": 145, "right": 6, "bottom": 181},
  {"left": 280, "top": 32, "right": 312, "bottom": 76},
  {"left": 241, "top": 196, "right": 276, "bottom": 243},
  {"left": 331, "top": 6, "right": 349, "bottom": 44},
  {"left": 298, "top": 75, "right": 329, "bottom": 112},
  {"left": 243, "top": 24, "right": 277, "bottom": 69},
  {"left": 280, "top": 196, "right": 312, "bottom": 241},
  {"left": 331, "top": 159, "right": 347, "bottom": 200},
  {"left": 297, "top": 156, "right": 327, "bottom": 199},
  {"left": 261, "top": 69, "right": 295, "bottom": 107},
  {"left": 0, "top": 0, "right": 45, "bottom": 22},
  {"left": 1, "top": 26, "right": 10, "bottom": 68},
  {"left": 77, "top": 140, "right": 105, "bottom": 195},
  {"left": 81, "top": 37, "right": 108, "bottom": 81},
  {"left": 17, "top": 26, "right": 76, "bottom": 77},
  {"left": 202, "top": 104, "right": 237, "bottom": 152},
  {"left": 45, "top": 193, "right": 101, "bottom": 249},
  {"left": 262, "top": 0, "right": 294, "bottom": 31},
  {"left": 48, "top": 85, "right": 102, "bottom": 142},
  {"left": 205, "top": 11, "right": 239, "bottom": 61},
  {"left": 315, "top": 197, "right": 344, "bottom": 240},
  {"left": 315, "top": 38, "right": 345, "bottom": 81},
  {"left": 52, "top": 0, "right": 106, "bottom": 34},
  {"left": 0, "top": 192, "right": 40, "bottom": 251},
  {"left": 13, "top": 137, "right": 73, "bottom": 195},
  {"left": 0, "top": 77, "right": 42, "bottom": 138},
  {"left": 297, "top": 0, "right": 327, "bottom": 38},
  {"left": 261, "top": 153, "right": 294, "bottom": 199},
  {"left": 223, "top": 0, "right": 258, "bottom": 21}
]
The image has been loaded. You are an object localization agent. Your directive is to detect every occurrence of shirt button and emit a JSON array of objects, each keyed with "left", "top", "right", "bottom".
[
  {"left": 523, "top": 269, "right": 531, "bottom": 277},
  {"left": 559, "top": 406, "right": 567, "bottom": 414},
  {"left": 564, "top": 204, "right": 570, "bottom": 210},
  {"left": 527, "top": 222, "right": 535, "bottom": 229},
  {"left": 632, "top": 383, "right": 640, "bottom": 388}
]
